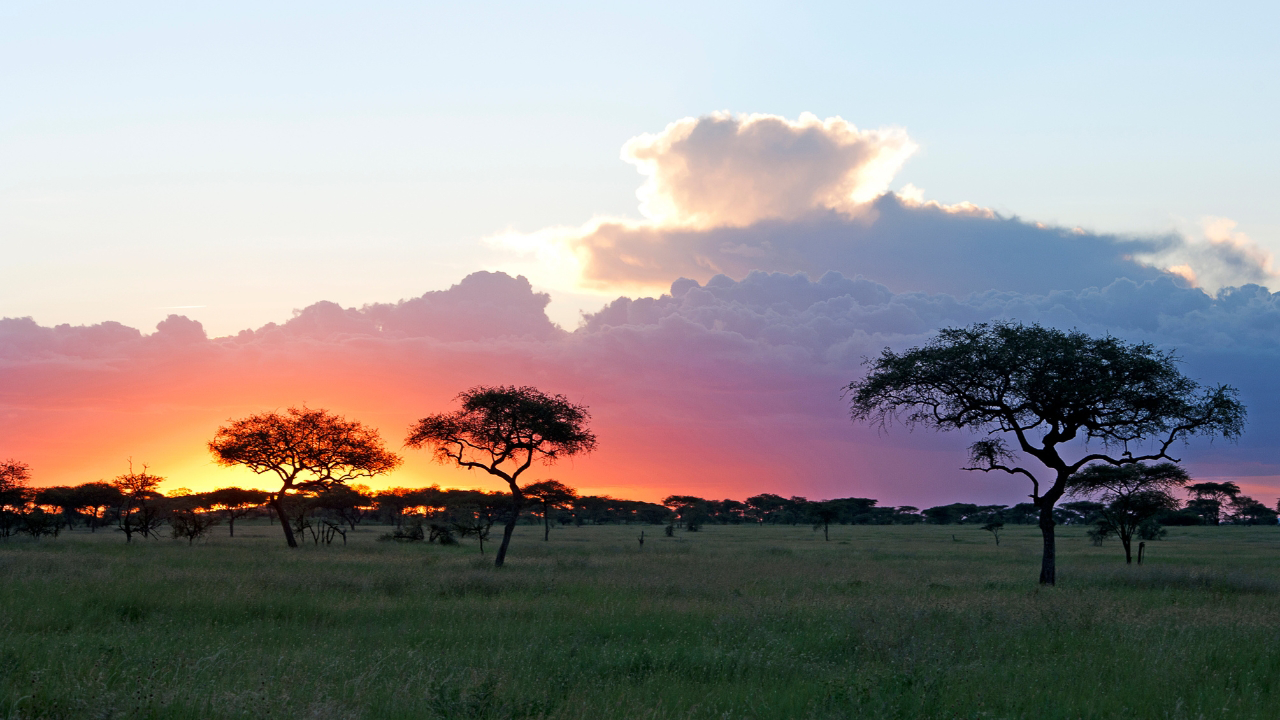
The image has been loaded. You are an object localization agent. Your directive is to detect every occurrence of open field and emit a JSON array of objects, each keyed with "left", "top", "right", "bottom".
[{"left": 3, "top": 522, "right": 1280, "bottom": 719}]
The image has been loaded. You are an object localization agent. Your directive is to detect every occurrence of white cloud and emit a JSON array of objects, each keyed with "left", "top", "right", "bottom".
[
  {"left": 621, "top": 112, "right": 917, "bottom": 228},
  {"left": 1133, "top": 216, "right": 1279, "bottom": 293},
  {"left": 490, "top": 113, "right": 1277, "bottom": 302}
]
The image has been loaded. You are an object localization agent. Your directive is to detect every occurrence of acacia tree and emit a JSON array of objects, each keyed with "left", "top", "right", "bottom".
[
  {"left": 0, "top": 460, "right": 32, "bottom": 539},
  {"left": 112, "top": 463, "right": 166, "bottom": 542},
  {"left": 209, "top": 407, "right": 401, "bottom": 548},
  {"left": 812, "top": 502, "right": 839, "bottom": 541},
  {"left": 1185, "top": 481, "right": 1240, "bottom": 525},
  {"left": 406, "top": 386, "right": 597, "bottom": 567},
  {"left": 523, "top": 480, "right": 578, "bottom": 541},
  {"left": 847, "top": 322, "right": 1245, "bottom": 585},
  {"left": 201, "top": 487, "right": 270, "bottom": 537},
  {"left": 1069, "top": 463, "right": 1189, "bottom": 563},
  {"left": 34, "top": 486, "right": 82, "bottom": 530},
  {"left": 68, "top": 482, "right": 123, "bottom": 532}
]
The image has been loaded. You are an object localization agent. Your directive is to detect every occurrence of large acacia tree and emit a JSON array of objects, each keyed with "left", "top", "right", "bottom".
[
  {"left": 406, "top": 386, "right": 597, "bottom": 567},
  {"left": 209, "top": 407, "right": 401, "bottom": 547},
  {"left": 847, "top": 322, "right": 1244, "bottom": 585}
]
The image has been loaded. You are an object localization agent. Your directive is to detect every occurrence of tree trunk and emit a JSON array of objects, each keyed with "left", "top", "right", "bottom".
[
  {"left": 273, "top": 495, "right": 298, "bottom": 548},
  {"left": 543, "top": 500, "right": 550, "bottom": 542},
  {"left": 494, "top": 492, "right": 525, "bottom": 568},
  {"left": 494, "top": 509, "right": 518, "bottom": 567},
  {"left": 1038, "top": 504, "right": 1056, "bottom": 585},
  {"left": 1122, "top": 535, "right": 1132, "bottom": 564},
  {"left": 228, "top": 516, "right": 235, "bottom": 537}
]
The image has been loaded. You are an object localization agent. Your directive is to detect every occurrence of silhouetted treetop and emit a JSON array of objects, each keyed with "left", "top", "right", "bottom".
[
  {"left": 846, "top": 321, "right": 1246, "bottom": 585},
  {"left": 406, "top": 385, "right": 597, "bottom": 568},
  {"left": 406, "top": 386, "right": 597, "bottom": 480},
  {"left": 210, "top": 406, "right": 401, "bottom": 491},
  {"left": 849, "top": 323, "right": 1244, "bottom": 467},
  {"left": 209, "top": 406, "right": 400, "bottom": 548}
]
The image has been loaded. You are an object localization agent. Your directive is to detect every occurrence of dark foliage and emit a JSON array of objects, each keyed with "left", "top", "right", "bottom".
[
  {"left": 1070, "top": 463, "right": 1189, "bottom": 563},
  {"left": 209, "top": 406, "right": 400, "bottom": 548},
  {"left": 406, "top": 385, "right": 596, "bottom": 567},
  {"left": 847, "top": 321, "right": 1245, "bottom": 584}
]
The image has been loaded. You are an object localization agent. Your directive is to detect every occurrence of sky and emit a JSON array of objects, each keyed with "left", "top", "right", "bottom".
[{"left": 2, "top": 1, "right": 1278, "bottom": 506}]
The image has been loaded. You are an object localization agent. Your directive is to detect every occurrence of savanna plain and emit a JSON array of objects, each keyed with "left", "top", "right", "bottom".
[{"left": 3, "top": 523, "right": 1279, "bottom": 720}]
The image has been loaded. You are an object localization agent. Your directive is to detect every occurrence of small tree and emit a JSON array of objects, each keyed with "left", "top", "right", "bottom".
[
  {"left": 111, "top": 463, "right": 166, "bottom": 542},
  {"left": 169, "top": 495, "right": 220, "bottom": 545},
  {"left": 201, "top": 486, "right": 269, "bottom": 537},
  {"left": 663, "top": 495, "right": 709, "bottom": 530},
  {"left": 449, "top": 492, "right": 504, "bottom": 555},
  {"left": 312, "top": 484, "right": 374, "bottom": 532},
  {"left": 848, "top": 321, "right": 1245, "bottom": 585},
  {"left": 523, "top": 480, "right": 578, "bottom": 541},
  {"left": 19, "top": 509, "right": 65, "bottom": 539},
  {"left": 1185, "top": 481, "right": 1240, "bottom": 525},
  {"left": 812, "top": 502, "right": 839, "bottom": 541},
  {"left": 406, "top": 386, "right": 597, "bottom": 567},
  {"left": 1069, "top": 463, "right": 1189, "bottom": 563},
  {"left": 982, "top": 520, "right": 1004, "bottom": 545},
  {"left": 34, "top": 486, "right": 82, "bottom": 531},
  {"left": 1227, "top": 495, "right": 1278, "bottom": 525},
  {"left": 209, "top": 407, "right": 401, "bottom": 548},
  {"left": 69, "top": 482, "right": 123, "bottom": 532},
  {"left": 0, "top": 460, "right": 32, "bottom": 539}
]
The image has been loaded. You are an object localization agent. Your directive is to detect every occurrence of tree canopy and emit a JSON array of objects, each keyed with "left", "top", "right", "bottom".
[
  {"left": 209, "top": 406, "right": 401, "bottom": 547},
  {"left": 406, "top": 385, "right": 597, "bottom": 566},
  {"left": 847, "top": 321, "right": 1245, "bottom": 584},
  {"left": 1069, "top": 462, "right": 1189, "bottom": 563}
]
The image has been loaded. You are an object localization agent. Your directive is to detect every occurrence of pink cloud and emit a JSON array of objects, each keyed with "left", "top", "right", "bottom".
[{"left": 2, "top": 270, "right": 1278, "bottom": 508}]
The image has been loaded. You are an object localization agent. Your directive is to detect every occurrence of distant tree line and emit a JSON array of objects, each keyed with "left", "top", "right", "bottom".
[{"left": 3, "top": 459, "right": 1275, "bottom": 548}]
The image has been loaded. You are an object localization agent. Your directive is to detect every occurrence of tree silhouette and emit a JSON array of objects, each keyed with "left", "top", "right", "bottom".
[
  {"left": 1227, "top": 495, "right": 1278, "bottom": 525},
  {"left": 847, "top": 321, "right": 1245, "bottom": 584},
  {"left": 202, "top": 487, "right": 270, "bottom": 537},
  {"left": 34, "top": 486, "right": 83, "bottom": 530},
  {"left": 209, "top": 407, "right": 401, "bottom": 548},
  {"left": 812, "top": 502, "right": 839, "bottom": 541},
  {"left": 169, "top": 494, "right": 220, "bottom": 545},
  {"left": 662, "top": 495, "right": 709, "bottom": 530},
  {"left": 982, "top": 520, "right": 1004, "bottom": 545},
  {"left": 406, "top": 386, "right": 597, "bottom": 567},
  {"left": 1069, "top": 462, "right": 1189, "bottom": 563},
  {"left": 111, "top": 463, "right": 166, "bottom": 542},
  {"left": 523, "top": 480, "right": 578, "bottom": 541},
  {"left": 0, "top": 460, "right": 31, "bottom": 539},
  {"left": 312, "top": 484, "right": 374, "bottom": 532},
  {"left": 1185, "top": 481, "right": 1240, "bottom": 525}
]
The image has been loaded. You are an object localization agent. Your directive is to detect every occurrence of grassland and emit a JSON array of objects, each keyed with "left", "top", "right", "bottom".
[{"left": 2, "top": 521, "right": 1280, "bottom": 719}]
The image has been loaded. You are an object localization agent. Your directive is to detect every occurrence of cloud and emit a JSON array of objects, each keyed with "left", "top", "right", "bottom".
[
  {"left": 564, "top": 195, "right": 1176, "bottom": 296},
  {"left": 4, "top": 114, "right": 1278, "bottom": 505},
  {"left": 2, "top": 270, "right": 1278, "bottom": 507},
  {"left": 490, "top": 112, "right": 1276, "bottom": 299},
  {"left": 622, "top": 112, "right": 917, "bottom": 228},
  {"left": 1133, "top": 217, "right": 1279, "bottom": 294}
]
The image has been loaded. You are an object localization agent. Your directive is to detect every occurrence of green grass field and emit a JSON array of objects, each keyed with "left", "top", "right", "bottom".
[{"left": 3, "top": 521, "right": 1280, "bottom": 719}]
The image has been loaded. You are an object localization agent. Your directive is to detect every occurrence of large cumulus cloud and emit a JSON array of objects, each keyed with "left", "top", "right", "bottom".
[
  {"left": 492, "top": 112, "right": 1277, "bottom": 298},
  {"left": 2, "top": 270, "right": 1277, "bottom": 505},
  {"left": 622, "top": 112, "right": 916, "bottom": 228}
]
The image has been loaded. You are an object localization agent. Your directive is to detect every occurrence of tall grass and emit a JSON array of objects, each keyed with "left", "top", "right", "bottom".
[{"left": 2, "top": 522, "right": 1279, "bottom": 718}]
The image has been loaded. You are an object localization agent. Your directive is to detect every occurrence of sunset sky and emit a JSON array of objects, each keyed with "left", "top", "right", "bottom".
[{"left": 3, "top": 2, "right": 1278, "bottom": 505}]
